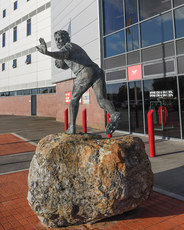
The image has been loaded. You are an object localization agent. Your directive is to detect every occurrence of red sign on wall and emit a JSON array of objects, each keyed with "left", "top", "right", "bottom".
[
  {"left": 128, "top": 64, "right": 142, "bottom": 81},
  {"left": 65, "top": 91, "right": 82, "bottom": 104},
  {"left": 65, "top": 92, "right": 72, "bottom": 104}
]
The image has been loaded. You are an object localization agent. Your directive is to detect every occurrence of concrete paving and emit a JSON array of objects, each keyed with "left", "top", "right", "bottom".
[{"left": 0, "top": 115, "right": 184, "bottom": 201}]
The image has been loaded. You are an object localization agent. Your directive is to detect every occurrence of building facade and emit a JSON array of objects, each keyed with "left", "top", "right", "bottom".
[
  {"left": 0, "top": 0, "right": 56, "bottom": 117},
  {"left": 101, "top": 0, "right": 184, "bottom": 139},
  {"left": 52, "top": 0, "right": 184, "bottom": 140},
  {"left": 1, "top": 0, "right": 184, "bottom": 140},
  {"left": 51, "top": 0, "right": 106, "bottom": 129}
]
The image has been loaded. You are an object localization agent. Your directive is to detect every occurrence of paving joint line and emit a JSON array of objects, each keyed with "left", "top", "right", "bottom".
[
  {"left": 12, "top": 132, "right": 38, "bottom": 146},
  {"left": 0, "top": 151, "right": 35, "bottom": 158},
  {"left": 0, "top": 168, "right": 29, "bottom": 176},
  {"left": 153, "top": 186, "right": 184, "bottom": 202}
]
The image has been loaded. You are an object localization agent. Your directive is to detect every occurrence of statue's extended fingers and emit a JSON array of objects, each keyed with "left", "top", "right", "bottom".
[{"left": 40, "top": 38, "right": 46, "bottom": 45}]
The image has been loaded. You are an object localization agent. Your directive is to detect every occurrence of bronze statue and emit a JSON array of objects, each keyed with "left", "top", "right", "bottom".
[{"left": 36, "top": 30, "right": 120, "bottom": 134}]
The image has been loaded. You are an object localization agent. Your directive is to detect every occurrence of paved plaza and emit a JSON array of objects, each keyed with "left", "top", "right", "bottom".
[{"left": 0, "top": 115, "right": 184, "bottom": 229}]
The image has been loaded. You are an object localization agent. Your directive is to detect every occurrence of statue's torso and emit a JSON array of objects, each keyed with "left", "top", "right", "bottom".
[{"left": 63, "top": 42, "right": 99, "bottom": 76}]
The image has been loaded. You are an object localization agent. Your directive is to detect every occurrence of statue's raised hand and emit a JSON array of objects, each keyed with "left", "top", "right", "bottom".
[{"left": 36, "top": 38, "right": 48, "bottom": 54}]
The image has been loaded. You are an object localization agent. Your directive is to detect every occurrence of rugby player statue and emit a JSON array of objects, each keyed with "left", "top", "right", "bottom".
[{"left": 36, "top": 30, "right": 120, "bottom": 134}]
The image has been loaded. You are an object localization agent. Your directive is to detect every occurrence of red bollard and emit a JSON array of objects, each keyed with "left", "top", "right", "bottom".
[
  {"left": 64, "top": 108, "right": 68, "bottom": 132},
  {"left": 147, "top": 109, "right": 155, "bottom": 157},
  {"left": 106, "top": 112, "right": 112, "bottom": 139},
  {"left": 82, "top": 108, "right": 87, "bottom": 133}
]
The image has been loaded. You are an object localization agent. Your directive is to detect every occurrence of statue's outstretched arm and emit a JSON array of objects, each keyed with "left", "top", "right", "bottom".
[{"left": 36, "top": 38, "right": 69, "bottom": 60}]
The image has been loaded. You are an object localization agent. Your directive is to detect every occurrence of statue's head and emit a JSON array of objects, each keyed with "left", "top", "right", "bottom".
[{"left": 54, "top": 30, "right": 70, "bottom": 49}]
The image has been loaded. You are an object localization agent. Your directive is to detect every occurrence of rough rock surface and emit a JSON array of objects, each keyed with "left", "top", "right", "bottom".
[{"left": 27, "top": 134, "right": 153, "bottom": 228}]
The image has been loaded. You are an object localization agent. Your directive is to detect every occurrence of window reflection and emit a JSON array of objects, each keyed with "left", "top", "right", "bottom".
[
  {"left": 141, "top": 12, "right": 173, "bottom": 48},
  {"left": 144, "top": 77, "right": 180, "bottom": 138},
  {"left": 104, "top": 30, "right": 125, "bottom": 58},
  {"left": 103, "top": 0, "right": 124, "bottom": 35},
  {"left": 139, "top": 0, "right": 171, "bottom": 20},
  {"left": 179, "top": 76, "right": 184, "bottom": 138},
  {"left": 106, "top": 83, "right": 129, "bottom": 131},
  {"left": 129, "top": 81, "right": 144, "bottom": 133},
  {"left": 126, "top": 25, "right": 139, "bottom": 51},
  {"left": 125, "top": 0, "right": 138, "bottom": 26},
  {"left": 174, "top": 6, "right": 184, "bottom": 38},
  {"left": 174, "top": 0, "right": 184, "bottom": 7}
]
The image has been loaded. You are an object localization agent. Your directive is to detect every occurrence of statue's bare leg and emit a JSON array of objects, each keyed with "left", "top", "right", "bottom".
[
  {"left": 66, "top": 75, "right": 93, "bottom": 134},
  {"left": 92, "top": 70, "right": 120, "bottom": 134}
]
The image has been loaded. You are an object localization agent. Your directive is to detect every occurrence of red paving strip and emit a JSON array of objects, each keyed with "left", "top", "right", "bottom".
[
  {"left": 0, "top": 134, "right": 36, "bottom": 156},
  {"left": 0, "top": 171, "right": 184, "bottom": 230}
]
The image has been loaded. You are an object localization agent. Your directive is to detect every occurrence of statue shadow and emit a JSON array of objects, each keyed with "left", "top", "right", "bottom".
[
  {"left": 37, "top": 192, "right": 184, "bottom": 230},
  {"left": 82, "top": 192, "right": 184, "bottom": 229}
]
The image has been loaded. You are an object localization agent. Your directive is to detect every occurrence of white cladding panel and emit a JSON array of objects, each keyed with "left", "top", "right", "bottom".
[
  {"left": 0, "top": 0, "right": 52, "bottom": 92},
  {"left": 51, "top": 0, "right": 100, "bottom": 83}
]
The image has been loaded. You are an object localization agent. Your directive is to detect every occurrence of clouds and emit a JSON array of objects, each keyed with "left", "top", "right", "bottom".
[
  {"left": 140, "top": 0, "right": 171, "bottom": 20},
  {"left": 174, "top": 6, "right": 184, "bottom": 20}
]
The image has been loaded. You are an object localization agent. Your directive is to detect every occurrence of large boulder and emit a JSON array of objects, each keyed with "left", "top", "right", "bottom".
[{"left": 27, "top": 134, "right": 153, "bottom": 228}]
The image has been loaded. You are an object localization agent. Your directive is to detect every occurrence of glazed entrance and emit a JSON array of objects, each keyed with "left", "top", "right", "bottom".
[
  {"left": 107, "top": 76, "right": 181, "bottom": 139},
  {"left": 144, "top": 77, "right": 180, "bottom": 139}
]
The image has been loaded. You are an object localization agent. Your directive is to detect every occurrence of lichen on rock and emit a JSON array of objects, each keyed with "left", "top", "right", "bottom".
[{"left": 27, "top": 133, "right": 153, "bottom": 228}]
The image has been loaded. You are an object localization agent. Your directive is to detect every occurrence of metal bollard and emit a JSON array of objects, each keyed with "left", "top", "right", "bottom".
[
  {"left": 64, "top": 108, "right": 68, "bottom": 133},
  {"left": 106, "top": 112, "right": 112, "bottom": 139},
  {"left": 82, "top": 108, "right": 87, "bottom": 133},
  {"left": 147, "top": 109, "right": 155, "bottom": 157}
]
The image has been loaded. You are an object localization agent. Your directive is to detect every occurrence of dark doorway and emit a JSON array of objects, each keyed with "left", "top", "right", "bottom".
[
  {"left": 144, "top": 77, "right": 180, "bottom": 138},
  {"left": 31, "top": 95, "right": 37, "bottom": 116},
  {"left": 106, "top": 82, "right": 129, "bottom": 132},
  {"left": 129, "top": 81, "right": 144, "bottom": 133}
]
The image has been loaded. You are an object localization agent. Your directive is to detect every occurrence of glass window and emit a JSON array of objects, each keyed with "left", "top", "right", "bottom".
[
  {"left": 31, "top": 89, "right": 38, "bottom": 95},
  {"left": 14, "top": 1, "right": 18, "bottom": 10},
  {"left": 3, "top": 9, "right": 6, "bottom": 18},
  {"left": 141, "top": 12, "right": 173, "bottom": 48},
  {"left": 12, "top": 59, "right": 17, "bottom": 68},
  {"left": 27, "top": 19, "right": 31, "bottom": 36},
  {"left": 104, "top": 30, "right": 125, "bottom": 58},
  {"left": 139, "top": 0, "right": 171, "bottom": 20},
  {"left": 23, "top": 89, "right": 31, "bottom": 95},
  {"left": 125, "top": 0, "right": 138, "bottom": 26},
  {"left": 2, "top": 63, "right": 5, "bottom": 71},
  {"left": 129, "top": 81, "right": 144, "bottom": 133},
  {"left": 103, "top": 0, "right": 124, "bottom": 35},
  {"left": 174, "top": 6, "right": 184, "bottom": 38},
  {"left": 13, "top": 26, "right": 17, "bottom": 42},
  {"left": 106, "top": 83, "right": 129, "bottom": 131},
  {"left": 2, "top": 33, "right": 5, "bottom": 47},
  {"left": 48, "top": 87, "right": 56, "bottom": 93},
  {"left": 25, "top": 54, "right": 31, "bottom": 64},
  {"left": 17, "top": 90, "right": 23, "bottom": 96},
  {"left": 0, "top": 92, "right": 5, "bottom": 96},
  {"left": 174, "top": 0, "right": 184, "bottom": 7},
  {"left": 9, "top": 91, "right": 15, "bottom": 96},
  {"left": 126, "top": 24, "right": 139, "bottom": 52},
  {"left": 179, "top": 76, "right": 184, "bottom": 138},
  {"left": 40, "top": 88, "right": 49, "bottom": 94},
  {"left": 144, "top": 77, "right": 180, "bottom": 138}
]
